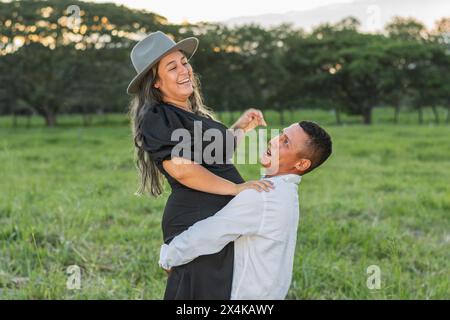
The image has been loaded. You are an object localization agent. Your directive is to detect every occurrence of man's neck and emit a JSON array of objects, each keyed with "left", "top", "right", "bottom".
[{"left": 262, "top": 170, "right": 298, "bottom": 179}]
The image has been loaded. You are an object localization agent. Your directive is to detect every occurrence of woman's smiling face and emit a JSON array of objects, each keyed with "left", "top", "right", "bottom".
[{"left": 154, "top": 50, "right": 194, "bottom": 103}]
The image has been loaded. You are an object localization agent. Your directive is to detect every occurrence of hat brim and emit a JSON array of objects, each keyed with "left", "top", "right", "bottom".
[{"left": 126, "top": 37, "right": 199, "bottom": 95}]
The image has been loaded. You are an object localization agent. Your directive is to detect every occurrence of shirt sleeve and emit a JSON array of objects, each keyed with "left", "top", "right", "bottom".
[
  {"left": 141, "top": 104, "right": 195, "bottom": 166},
  {"left": 159, "top": 189, "right": 265, "bottom": 269}
]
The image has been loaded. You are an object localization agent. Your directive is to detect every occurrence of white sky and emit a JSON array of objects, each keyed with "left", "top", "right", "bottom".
[{"left": 85, "top": 0, "right": 353, "bottom": 24}]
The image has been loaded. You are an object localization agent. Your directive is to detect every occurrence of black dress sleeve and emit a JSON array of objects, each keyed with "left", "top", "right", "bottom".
[{"left": 140, "top": 104, "right": 194, "bottom": 166}]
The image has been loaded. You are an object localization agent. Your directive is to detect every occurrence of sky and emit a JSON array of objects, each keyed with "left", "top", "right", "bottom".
[{"left": 85, "top": 0, "right": 354, "bottom": 24}]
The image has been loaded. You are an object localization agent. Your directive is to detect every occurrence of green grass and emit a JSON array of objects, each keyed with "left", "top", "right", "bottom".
[{"left": 0, "top": 109, "right": 449, "bottom": 299}]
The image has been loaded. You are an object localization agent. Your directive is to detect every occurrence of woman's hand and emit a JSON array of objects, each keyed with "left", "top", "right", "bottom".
[
  {"left": 231, "top": 180, "right": 275, "bottom": 195},
  {"left": 232, "top": 108, "right": 267, "bottom": 133}
]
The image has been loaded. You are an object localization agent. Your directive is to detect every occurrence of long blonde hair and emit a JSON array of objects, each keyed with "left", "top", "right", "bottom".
[{"left": 128, "top": 54, "right": 216, "bottom": 197}]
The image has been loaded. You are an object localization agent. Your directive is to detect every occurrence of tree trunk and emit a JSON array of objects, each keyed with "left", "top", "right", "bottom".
[
  {"left": 431, "top": 105, "right": 439, "bottom": 124},
  {"left": 394, "top": 105, "right": 400, "bottom": 124},
  {"left": 12, "top": 113, "right": 17, "bottom": 128},
  {"left": 418, "top": 107, "right": 423, "bottom": 125},
  {"left": 45, "top": 112, "right": 57, "bottom": 127},
  {"left": 362, "top": 107, "right": 372, "bottom": 125},
  {"left": 334, "top": 108, "right": 342, "bottom": 125},
  {"left": 82, "top": 113, "right": 92, "bottom": 126}
]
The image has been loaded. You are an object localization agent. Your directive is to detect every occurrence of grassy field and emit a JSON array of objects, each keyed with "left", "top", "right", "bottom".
[{"left": 0, "top": 108, "right": 449, "bottom": 299}]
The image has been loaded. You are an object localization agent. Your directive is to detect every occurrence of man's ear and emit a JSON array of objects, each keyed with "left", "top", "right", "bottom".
[{"left": 294, "top": 158, "right": 311, "bottom": 173}]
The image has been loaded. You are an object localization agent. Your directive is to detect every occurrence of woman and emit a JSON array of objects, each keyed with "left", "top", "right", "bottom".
[{"left": 127, "top": 31, "right": 272, "bottom": 299}]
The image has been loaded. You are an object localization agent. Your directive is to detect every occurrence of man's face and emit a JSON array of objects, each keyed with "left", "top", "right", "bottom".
[{"left": 260, "top": 123, "right": 312, "bottom": 175}]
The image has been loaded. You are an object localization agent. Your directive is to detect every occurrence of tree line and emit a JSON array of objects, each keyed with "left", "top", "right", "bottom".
[{"left": 0, "top": 0, "right": 449, "bottom": 126}]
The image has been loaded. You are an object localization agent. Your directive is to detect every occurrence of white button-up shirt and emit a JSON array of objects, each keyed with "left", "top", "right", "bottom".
[{"left": 159, "top": 173, "right": 302, "bottom": 300}]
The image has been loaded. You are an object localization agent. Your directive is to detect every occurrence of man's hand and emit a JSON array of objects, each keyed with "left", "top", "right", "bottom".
[
  {"left": 159, "top": 243, "right": 172, "bottom": 275},
  {"left": 232, "top": 108, "right": 267, "bottom": 133}
]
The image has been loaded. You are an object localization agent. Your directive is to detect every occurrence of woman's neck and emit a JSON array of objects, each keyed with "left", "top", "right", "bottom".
[{"left": 164, "top": 99, "right": 192, "bottom": 112}]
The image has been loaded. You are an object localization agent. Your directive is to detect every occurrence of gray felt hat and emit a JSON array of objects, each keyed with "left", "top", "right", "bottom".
[{"left": 127, "top": 31, "right": 198, "bottom": 94}]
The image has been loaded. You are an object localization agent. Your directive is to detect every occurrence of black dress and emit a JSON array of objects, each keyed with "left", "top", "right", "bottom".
[{"left": 140, "top": 102, "right": 244, "bottom": 299}]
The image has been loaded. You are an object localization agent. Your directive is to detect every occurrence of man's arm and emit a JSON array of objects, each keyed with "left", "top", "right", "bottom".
[{"left": 159, "top": 189, "right": 265, "bottom": 270}]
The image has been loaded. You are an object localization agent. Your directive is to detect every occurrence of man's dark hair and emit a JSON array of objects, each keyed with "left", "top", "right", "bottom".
[{"left": 298, "top": 121, "right": 332, "bottom": 174}]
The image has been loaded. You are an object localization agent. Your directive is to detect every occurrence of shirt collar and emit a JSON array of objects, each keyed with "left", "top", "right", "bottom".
[{"left": 261, "top": 173, "right": 302, "bottom": 185}]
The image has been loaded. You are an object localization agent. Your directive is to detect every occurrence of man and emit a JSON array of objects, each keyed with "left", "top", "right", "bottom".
[{"left": 159, "top": 121, "right": 332, "bottom": 299}]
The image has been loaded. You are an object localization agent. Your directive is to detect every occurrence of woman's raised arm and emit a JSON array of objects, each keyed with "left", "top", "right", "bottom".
[{"left": 230, "top": 108, "right": 267, "bottom": 146}]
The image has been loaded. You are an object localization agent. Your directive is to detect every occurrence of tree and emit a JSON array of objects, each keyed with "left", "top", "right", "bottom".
[
  {"left": 385, "top": 17, "right": 429, "bottom": 42},
  {"left": 13, "top": 43, "right": 80, "bottom": 126},
  {"left": 0, "top": 0, "right": 169, "bottom": 126},
  {"left": 402, "top": 43, "right": 448, "bottom": 124},
  {"left": 379, "top": 41, "right": 417, "bottom": 123},
  {"left": 302, "top": 19, "right": 385, "bottom": 124}
]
